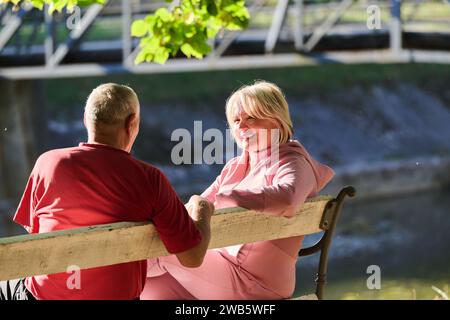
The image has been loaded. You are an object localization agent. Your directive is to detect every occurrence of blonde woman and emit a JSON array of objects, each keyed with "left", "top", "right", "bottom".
[{"left": 140, "top": 81, "right": 335, "bottom": 300}]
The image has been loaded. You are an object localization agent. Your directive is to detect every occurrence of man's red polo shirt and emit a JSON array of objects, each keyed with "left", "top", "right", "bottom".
[{"left": 13, "top": 143, "right": 201, "bottom": 300}]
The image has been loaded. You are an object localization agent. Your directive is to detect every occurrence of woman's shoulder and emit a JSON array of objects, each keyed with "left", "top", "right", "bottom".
[
  {"left": 276, "top": 140, "right": 311, "bottom": 163},
  {"left": 222, "top": 156, "right": 242, "bottom": 170}
]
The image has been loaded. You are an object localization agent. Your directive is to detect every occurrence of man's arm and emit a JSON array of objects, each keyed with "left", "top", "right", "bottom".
[{"left": 175, "top": 196, "right": 213, "bottom": 268}]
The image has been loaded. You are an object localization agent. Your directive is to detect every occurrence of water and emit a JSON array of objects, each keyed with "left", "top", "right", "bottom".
[{"left": 295, "top": 186, "right": 450, "bottom": 300}]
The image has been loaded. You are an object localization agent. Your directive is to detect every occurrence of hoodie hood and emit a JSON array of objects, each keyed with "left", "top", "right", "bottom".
[
  {"left": 247, "top": 139, "right": 335, "bottom": 194},
  {"left": 279, "top": 140, "right": 335, "bottom": 193}
]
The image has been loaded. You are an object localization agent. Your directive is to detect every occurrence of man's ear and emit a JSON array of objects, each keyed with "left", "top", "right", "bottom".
[{"left": 124, "top": 113, "right": 137, "bottom": 135}]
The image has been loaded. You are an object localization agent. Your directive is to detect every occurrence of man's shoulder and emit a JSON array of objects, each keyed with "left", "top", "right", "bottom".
[
  {"left": 36, "top": 146, "right": 81, "bottom": 163},
  {"left": 28, "top": 147, "right": 79, "bottom": 177}
]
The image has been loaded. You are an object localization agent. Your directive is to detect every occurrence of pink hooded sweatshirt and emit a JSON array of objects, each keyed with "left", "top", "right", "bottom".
[{"left": 141, "top": 140, "right": 334, "bottom": 300}]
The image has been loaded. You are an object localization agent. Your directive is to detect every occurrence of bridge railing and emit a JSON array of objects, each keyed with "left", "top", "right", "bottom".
[{"left": 1, "top": 0, "right": 449, "bottom": 78}]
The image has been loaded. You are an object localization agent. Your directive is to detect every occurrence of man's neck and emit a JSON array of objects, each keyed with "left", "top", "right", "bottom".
[{"left": 87, "top": 136, "right": 126, "bottom": 152}]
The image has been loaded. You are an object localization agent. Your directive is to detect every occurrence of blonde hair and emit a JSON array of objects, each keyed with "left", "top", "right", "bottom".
[
  {"left": 85, "top": 83, "right": 139, "bottom": 125},
  {"left": 225, "top": 80, "right": 293, "bottom": 144}
]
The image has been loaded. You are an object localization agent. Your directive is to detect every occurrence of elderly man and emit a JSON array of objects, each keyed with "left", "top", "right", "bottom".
[{"left": 0, "top": 83, "right": 213, "bottom": 300}]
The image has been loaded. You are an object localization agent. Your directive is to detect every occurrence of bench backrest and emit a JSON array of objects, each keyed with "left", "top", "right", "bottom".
[{"left": 0, "top": 186, "right": 355, "bottom": 297}]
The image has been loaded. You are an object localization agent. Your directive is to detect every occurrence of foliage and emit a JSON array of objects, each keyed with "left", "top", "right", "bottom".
[
  {"left": 2, "top": 0, "right": 249, "bottom": 64},
  {"left": 2, "top": 0, "right": 105, "bottom": 12},
  {"left": 130, "top": 0, "right": 249, "bottom": 65}
]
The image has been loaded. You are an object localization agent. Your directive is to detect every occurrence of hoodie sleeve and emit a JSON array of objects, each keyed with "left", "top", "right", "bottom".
[
  {"left": 214, "top": 156, "right": 317, "bottom": 217},
  {"left": 200, "top": 157, "right": 238, "bottom": 203},
  {"left": 200, "top": 174, "right": 222, "bottom": 203}
]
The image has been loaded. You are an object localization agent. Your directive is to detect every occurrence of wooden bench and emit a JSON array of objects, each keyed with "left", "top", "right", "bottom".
[{"left": 0, "top": 186, "right": 355, "bottom": 300}]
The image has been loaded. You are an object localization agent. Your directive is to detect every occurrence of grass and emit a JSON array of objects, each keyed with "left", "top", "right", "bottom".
[
  {"left": 326, "top": 278, "right": 450, "bottom": 300},
  {"left": 296, "top": 256, "right": 450, "bottom": 300}
]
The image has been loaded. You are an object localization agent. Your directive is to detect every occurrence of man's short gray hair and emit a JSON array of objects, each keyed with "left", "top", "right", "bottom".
[{"left": 85, "top": 83, "right": 139, "bottom": 125}]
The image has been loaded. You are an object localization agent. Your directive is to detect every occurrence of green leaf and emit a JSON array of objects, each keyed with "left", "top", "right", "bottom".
[
  {"left": 206, "top": 27, "right": 219, "bottom": 38},
  {"left": 181, "top": 42, "right": 203, "bottom": 59},
  {"left": 67, "top": 0, "right": 77, "bottom": 12},
  {"left": 46, "top": 0, "right": 67, "bottom": 14},
  {"left": 183, "top": 11, "right": 196, "bottom": 25},
  {"left": 155, "top": 8, "right": 172, "bottom": 22},
  {"left": 153, "top": 47, "right": 170, "bottom": 64},
  {"left": 206, "top": 0, "right": 218, "bottom": 16},
  {"left": 184, "top": 24, "right": 197, "bottom": 38},
  {"left": 131, "top": 20, "right": 149, "bottom": 37},
  {"left": 146, "top": 37, "right": 162, "bottom": 53},
  {"left": 206, "top": 17, "right": 222, "bottom": 38},
  {"left": 190, "top": 34, "right": 211, "bottom": 56},
  {"left": 170, "top": 29, "right": 185, "bottom": 45},
  {"left": 140, "top": 36, "right": 159, "bottom": 50},
  {"left": 180, "top": 43, "right": 194, "bottom": 59},
  {"left": 161, "top": 34, "right": 171, "bottom": 45},
  {"left": 54, "top": 0, "right": 68, "bottom": 12},
  {"left": 145, "top": 15, "right": 156, "bottom": 26},
  {"left": 135, "top": 50, "right": 148, "bottom": 65},
  {"left": 30, "top": 0, "right": 45, "bottom": 10},
  {"left": 77, "top": 0, "right": 104, "bottom": 7}
]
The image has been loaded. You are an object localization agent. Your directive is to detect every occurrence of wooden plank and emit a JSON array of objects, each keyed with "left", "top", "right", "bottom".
[
  {"left": 291, "top": 294, "right": 318, "bottom": 300},
  {"left": 0, "top": 196, "right": 332, "bottom": 281}
]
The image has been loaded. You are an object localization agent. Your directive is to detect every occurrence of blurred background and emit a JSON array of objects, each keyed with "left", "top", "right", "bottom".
[{"left": 0, "top": 0, "right": 449, "bottom": 299}]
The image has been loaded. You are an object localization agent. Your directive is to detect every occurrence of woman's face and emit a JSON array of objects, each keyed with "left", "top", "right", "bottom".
[{"left": 232, "top": 108, "right": 280, "bottom": 152}]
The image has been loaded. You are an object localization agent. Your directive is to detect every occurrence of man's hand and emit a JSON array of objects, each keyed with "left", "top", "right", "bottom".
[{"left": 185, "top": 195, "right": 214, "bottom": 223}]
